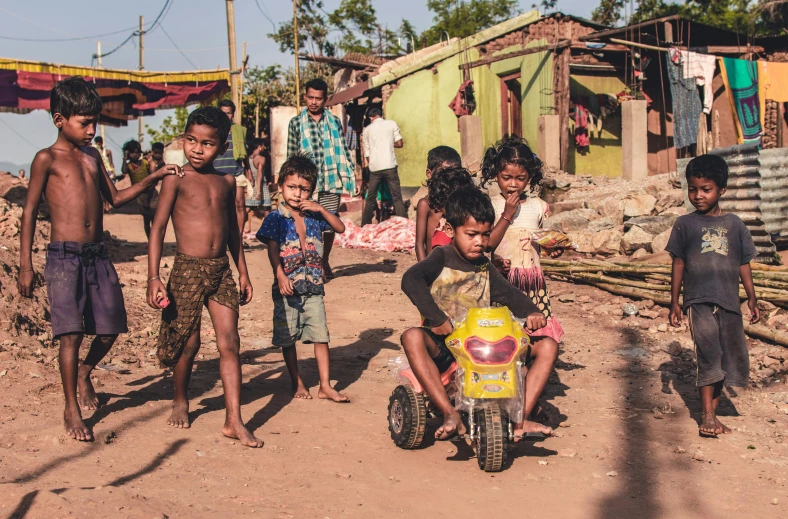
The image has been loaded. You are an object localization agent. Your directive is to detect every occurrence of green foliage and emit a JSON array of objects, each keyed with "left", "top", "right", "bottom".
[
  {"left": 268, "top": 0, "right": 333, "bottom": 56},
  {"left": 420, "top": 0, "right": 520, "bottom": 45},
  {"left": 145, "top": 106, "right": 190, "bottom": 144}
]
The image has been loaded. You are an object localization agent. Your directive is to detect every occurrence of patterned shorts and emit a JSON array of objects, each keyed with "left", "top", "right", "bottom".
[
  {"left": 156, "top": 253, "right": 239, "bottom": 367},
  {"left": 137, "top": 188, "right": 159, "bottom": 218}
]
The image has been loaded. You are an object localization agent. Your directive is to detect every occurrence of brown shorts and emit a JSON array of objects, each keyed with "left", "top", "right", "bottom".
[
  {"left": 156, "top": 253, "right": 239, "bottom": 367},
  {"left": 137, "top": 187, "right": 159, "bottom": 217}
]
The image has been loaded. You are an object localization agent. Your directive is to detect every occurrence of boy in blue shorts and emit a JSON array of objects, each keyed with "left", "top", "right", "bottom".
[{"left": 257, "top": 154, "right": 350, "bottom": 403}]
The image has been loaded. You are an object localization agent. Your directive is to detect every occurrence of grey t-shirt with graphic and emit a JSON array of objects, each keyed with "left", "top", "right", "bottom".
[{"left": 665, "top": 212, "right": 757, "bottom": 314}]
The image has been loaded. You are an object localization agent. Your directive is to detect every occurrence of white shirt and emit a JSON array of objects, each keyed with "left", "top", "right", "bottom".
[{"left": 362, "top": 117, "right": 402, "bottom": 172}]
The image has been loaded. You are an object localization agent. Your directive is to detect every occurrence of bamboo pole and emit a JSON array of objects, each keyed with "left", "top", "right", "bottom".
[
  {"left": 743, "top": 324, "right": 788, "bottom": 347},
  {"left": 293, "top": 0, "right": 301, "bottom": 113}
]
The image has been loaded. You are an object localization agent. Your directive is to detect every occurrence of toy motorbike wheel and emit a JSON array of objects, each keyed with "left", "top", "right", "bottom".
[
  {"left": 475, "top": 405, "right": 509, "bottom": 472},
  {"left": 388, "top": 385, "right": 427, "bottom": 449}
]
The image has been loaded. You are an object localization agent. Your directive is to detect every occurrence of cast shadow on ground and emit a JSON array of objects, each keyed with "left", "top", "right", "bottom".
[
  {"left": 596, "top": 326, "right": 710, "bottom": 518},
  {"left": 7, "top": 439, "right": 187, "bottom": 519},
  {"left": 332, "top": 259, "right": 398, "bottom": 278}
]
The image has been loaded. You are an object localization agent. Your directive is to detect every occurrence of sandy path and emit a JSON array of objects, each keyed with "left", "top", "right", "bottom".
[{"left": 0, "top": 213, "right": 786, "bottom": 518}]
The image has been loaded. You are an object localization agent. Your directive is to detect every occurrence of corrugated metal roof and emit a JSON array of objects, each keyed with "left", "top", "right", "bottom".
[{"left": 677, "top": 143, "right": 784, "bottom": 264}]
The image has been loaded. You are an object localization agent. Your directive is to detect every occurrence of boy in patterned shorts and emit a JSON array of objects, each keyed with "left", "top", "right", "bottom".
[{"left": 147, "top": 106, "right": 262, "bottom": 448}]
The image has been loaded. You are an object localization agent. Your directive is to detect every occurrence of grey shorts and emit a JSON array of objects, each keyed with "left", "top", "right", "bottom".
[
  {"left": 688, "top": 303, "right": 750, "bottom": 387},
  {"left": 272, "top": 292, "right": 330, "bottom": 347},
  {"left": 317, "top": 192, "right": 341, "bottom": 234}
]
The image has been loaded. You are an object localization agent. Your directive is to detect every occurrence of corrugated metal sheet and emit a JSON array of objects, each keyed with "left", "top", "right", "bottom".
[{"left": 677, "top": 144, "right": 782, "bottom": 264}]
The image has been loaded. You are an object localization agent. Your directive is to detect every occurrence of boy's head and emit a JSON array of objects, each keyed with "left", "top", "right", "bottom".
[
  {"left": 278, "top": 153, "right": 318, "bottom": 211},
  {"left": 151, "top": 141, "right": 164, "bottom": 161},
  {"left": 444, "top": 186, "right": 494, "bottom": 261},
  {"left": 426, "top": 146, "right": 462, "bottom": 179},
  {"left": 183, "top": 106, "right": 232, "bottom": 170},
  {"left": 50, "top": 76, "right": 103, "bottom": 146},
  {"left": 426, "top": 166, "right": 475, "bottom": 212},
  {"left": 686, "top": 154, "right": 728, "bottom": 214},
  {"left": 217, "top": 99, "right": 236, "bottom": 121},
  {"left": 122, "top": 139, "right": 142, "bottom": 163},
  {"left": 303, "top": 78, "right": 328, "bottom": 115},
  {"left": 94, "top": 136, "right": 104, "bottom": 146},
  {"left": 368, "top": 107, "right": 383, "bottom": 120}
]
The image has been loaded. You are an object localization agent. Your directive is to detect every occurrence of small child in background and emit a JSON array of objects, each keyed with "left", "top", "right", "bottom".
[
  {"left": 666, "top": 154, "right": 759, "bottom": 438},
  {"left": 257, "top": 154, "right": 349, "bottom": 403},
  {"left": 122, "top": 139, "right": 158, "bottom": 239},
  {"left": 415, "top": 146, "right": 463, "bottom": 261},
  {"left": 480, "top": 136, "right": 561, "bottom": 426},
  {"left": 150, "top": 141, "right": 166, "bottom": 173}
]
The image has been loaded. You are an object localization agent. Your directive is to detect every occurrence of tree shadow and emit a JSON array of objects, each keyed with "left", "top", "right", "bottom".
[{"left": 332, "top": 259, "right": 398, "bottom": 278}]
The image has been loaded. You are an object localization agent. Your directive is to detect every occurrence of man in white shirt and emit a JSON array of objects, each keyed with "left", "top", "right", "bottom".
[{"left": 361, "top": 107, "right": 405, "bottom": 225}]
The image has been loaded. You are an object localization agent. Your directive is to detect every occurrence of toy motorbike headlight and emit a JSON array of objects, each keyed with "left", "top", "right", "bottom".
[{"left": 464, "top": 336, "right": 518, "bottom": 365}]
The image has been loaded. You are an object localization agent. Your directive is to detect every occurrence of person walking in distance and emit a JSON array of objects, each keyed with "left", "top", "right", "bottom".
[
  {"left": 286, "top": 78, "right": 355, "bottom": 281},
  {"left": 361, "top": 107, "right": 406, "bottom": 226}
]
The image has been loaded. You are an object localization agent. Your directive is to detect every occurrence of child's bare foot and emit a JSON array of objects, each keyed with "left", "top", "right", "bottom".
[
  {"left": 64, "top": 407, "right": 93, "bottom": 441},
  {"left": 167, "top": 401, "right": 190, "bottom": 429},
  {"left": 318, "top": 385, "right": 349, "bottom": 403},
  {"left": 77, "top": 368, "right": 100, "bottom": 410},
  {"left": 699, "top": 412, "right": 719, "bottom": 437},
  {"left": 513, "top": 419, "right": 553, "bottom": 442},
  {"left": 292, "top": 379, "right": 312, "bottom": 399},
  {"left": 716, "top": 417, "right": 732, "bottom": 434},
  {"left": 435, "top": 412, "right": 465, "bottom": 440},
  {"left": 222, "top": 420, "right": 264, "bottom": 448}
]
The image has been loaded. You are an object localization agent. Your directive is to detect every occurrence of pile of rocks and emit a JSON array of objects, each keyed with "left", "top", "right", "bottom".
[{"left": 543, "top": 173, "right": 684, "bottom": 258}]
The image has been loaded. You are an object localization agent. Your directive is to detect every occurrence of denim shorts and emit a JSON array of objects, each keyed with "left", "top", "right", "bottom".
[{"left": 272, "top": 292, "right": 330, "bottom": 347}]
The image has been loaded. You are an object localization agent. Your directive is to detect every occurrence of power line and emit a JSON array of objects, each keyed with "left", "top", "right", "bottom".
[
  {"left": 254, "top": 0, "right": 278, "bottom": 31},
  {"left": 159, "top": 24, "right": 198, "bottom": 69},
  {"left": 0, "top": 7, "right": 139, "bottom": 42},
  {"left": 93, "top": 0, "right": 173, "bottom": 62},
  {"left": 0, "top": 117, "right": 38, "bottom": 149}
]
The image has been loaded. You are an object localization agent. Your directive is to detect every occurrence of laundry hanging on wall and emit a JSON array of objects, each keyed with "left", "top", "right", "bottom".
[
  {"left": 0, "top": 58, "right": 230, "bottom": 127},
  {"left": 757, "top": 60, "right": 788, "bottom": 130},
  {"left": 668, "top": 48, "right": 716, "bottom": 114},
  {"left": 719, "top": 57, "right": 762, "bottom": 147},
  {"left": 666, "top": 54, "right": 703, "bottom": 149}
]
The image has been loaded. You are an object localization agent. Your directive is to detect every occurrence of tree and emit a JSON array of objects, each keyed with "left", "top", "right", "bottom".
[
  {"left": 420, "top": 0, "right": 520, "bottom": 46},
  {"left": 146, "top": 106, "right": 190, "bottom": 144},
  {"left": 591, "top": 0, "right": 628, "bottom": 26},
  {"left": 268, "top": 0, "right": 333, "bottom": 57}
]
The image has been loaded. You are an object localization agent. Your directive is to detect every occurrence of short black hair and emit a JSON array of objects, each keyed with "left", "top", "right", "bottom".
[
  {"left": 151, "top": 142, "right": 164, "bottom": 151},
  {"left": 122, "top": 139, "right": 141, "bottom": 153},
  {"left": 278, "top": 152, "right": 318, "bottom": 193},
  {"left": 426, "top": 166, "right": 475, "bottom": 212},
  {"left": 185, "top": 106, "right": 232, "bottom": 145},
  {"left": 427, "top": 146, "right": 462, "bottom": 173},
  {"left": 304, "top": 78, "right": 328, "bottom": 98},
  {"left": 217, "top": 98, "right": 236, "bottom": 114},
  {"left": 481, "top": 136, "right": 544, "bottom": 192},
  {"left": 686, "top": 154, "right": 729, "bottom": 189},
  {"left": 444, "top": 186, "right": 495, "bottom": 229},
  {"left": 50, "top": 76, "right": 102, "bottom": 119},
  {"left": 94, "top": 136, "right": 104, "bottom": 144},
  {"left": 368, "top": 107, "right": 383, "bottom": 118}
]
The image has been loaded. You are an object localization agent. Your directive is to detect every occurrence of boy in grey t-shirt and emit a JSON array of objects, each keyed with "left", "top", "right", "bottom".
[{"left": 666, "top": 154, "right": 760, "bottom": 438}]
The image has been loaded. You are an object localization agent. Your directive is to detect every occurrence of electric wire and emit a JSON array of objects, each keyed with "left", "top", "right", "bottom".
[
  {"left": 93, "top": 0, "right": 173, "bottom": 62},
  {"left": 0, "top": 117, "right": 39, "bottom": 149},
  {"left": 159, "top": 24, "right": 198, "bottom": 69},
  {"left": 254, "top": 0, "right": 278, "bottom": 31}
]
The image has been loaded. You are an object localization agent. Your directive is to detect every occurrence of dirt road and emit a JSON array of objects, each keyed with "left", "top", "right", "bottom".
[{"left": 1, "top": 213, "right": 787, "bottom": 518}]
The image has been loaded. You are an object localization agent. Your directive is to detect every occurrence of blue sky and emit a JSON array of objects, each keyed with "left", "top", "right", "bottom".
[{"left": 0, "top": 0, "right": 595, "bottom": 170}]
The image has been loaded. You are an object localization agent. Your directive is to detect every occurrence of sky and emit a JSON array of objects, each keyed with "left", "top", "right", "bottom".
[{"left": 0, "top": 0, "right": 596, "bottom": 171}]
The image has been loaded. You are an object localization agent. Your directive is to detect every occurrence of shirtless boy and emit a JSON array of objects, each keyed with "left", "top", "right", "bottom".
[
  {"left": 18, "top": 77, "right": 182, "bottom": 441},
  {"left": 147, "top": 106, "right": 262, "bottom": 448}
]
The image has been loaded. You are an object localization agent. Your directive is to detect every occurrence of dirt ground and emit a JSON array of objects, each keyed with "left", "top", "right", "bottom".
[{"left": 1, "top": 213, "right": 787, "bottom": 519}]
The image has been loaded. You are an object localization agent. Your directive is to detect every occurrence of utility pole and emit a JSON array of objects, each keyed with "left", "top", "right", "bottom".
[
  {"left": 225, "top": 0, "right": 241, "bottom": 124},
  {"left": 293, "top": 0, "right": 300, "bottom": 112},
  {"left": 97, "top": 41, "right": 105, "bottom": 144},
  {"left": 138, "top": 15, "right": 144, "bottom": 144}
]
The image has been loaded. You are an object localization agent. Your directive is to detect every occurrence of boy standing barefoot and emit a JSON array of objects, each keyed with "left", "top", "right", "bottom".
[
  {"left": 147, "top": 106, "right": 262, "bottom": 448},
  {"left": 256, "top": 154, "right": 349, "bottom": 403},
  {"left": 667, "top": 154, "right": 760, "bottom": 438},
  {"left": 18, "top": 77, "right": 182, "bottom": 441}
]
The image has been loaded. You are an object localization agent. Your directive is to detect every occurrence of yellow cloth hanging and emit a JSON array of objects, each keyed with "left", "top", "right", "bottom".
[{"left": 758, "top": 61, "right": 788, "bottom": 129}]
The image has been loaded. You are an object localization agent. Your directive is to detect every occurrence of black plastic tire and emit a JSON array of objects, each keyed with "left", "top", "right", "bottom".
[
  {"left": 475, "top": 405, "right": 509, "bottom": 472},
  {"left": 388, "top": 385, "right": 427, "bottom": 449}
]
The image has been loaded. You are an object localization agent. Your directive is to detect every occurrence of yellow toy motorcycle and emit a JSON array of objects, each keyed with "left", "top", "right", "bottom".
[{"left": 388, "top": 307, "right": 539, "bottom": 472}]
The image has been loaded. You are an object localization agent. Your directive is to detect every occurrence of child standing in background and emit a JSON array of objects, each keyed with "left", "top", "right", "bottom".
[
  {"left": 414, "top": 146, "right": 463, "bottom": 261},
  {"left": 122, "top": 139, "right": 158, "bottom": 239}
]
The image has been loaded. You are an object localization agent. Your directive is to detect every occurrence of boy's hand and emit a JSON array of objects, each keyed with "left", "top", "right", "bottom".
[
  {"left": 431, "top": 320, "right": 453, "bottom": 336},
  {"left": 298, "top": 200, "right": 324, "bottom": 214},
  {"left": 669, "top": 303, "right": 683, "bottom": 327},
  {"left": 748, "top": 298, "right": 761, "bottom": 324},
  {"left": 147, "top": 278, "right": 168, "bottom": 309},
  {"left": 17, "top": 269, "right": 34, "bottom": 298},
  {"left": 503, "top": 191, "right": 520, "bottom": 220},
  {"left": 239, "top": 275, "right": 253, "bottom": 305},
  {"left": 153, "top": 164, "right": 183, "bottom": 179},
  {"left": 493, "top": 257, "right": 511, "bottom": 276},
  {"left": 525, "top": 312, "right": 547, "bottom": 332},
  {"left": 276, "top": 273, "right": 294, "bottom": 296}
]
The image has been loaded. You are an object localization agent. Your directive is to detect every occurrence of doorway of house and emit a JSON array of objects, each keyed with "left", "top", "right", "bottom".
[{"left": 500, "top": 73, "right": 522, "bottom": 138}]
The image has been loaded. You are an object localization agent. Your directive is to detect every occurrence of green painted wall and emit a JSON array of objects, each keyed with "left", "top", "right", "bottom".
[
  {"left": 521, "top": 39, "right": 553, "bottom": 152},
  {"left": 567, "top": 74, "right": 626, "bottom": 177},
  {"left": 472, "top": 64, "right": 501, "bottom": 154}
]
